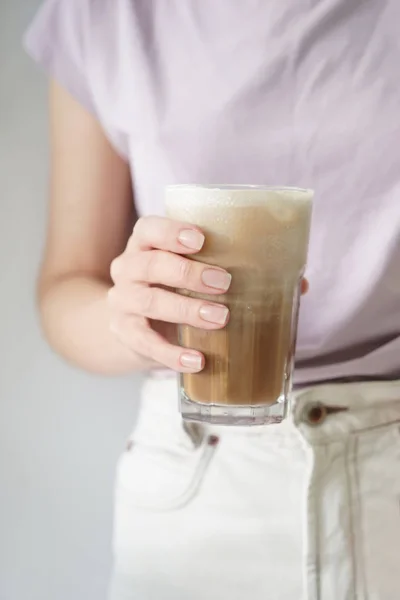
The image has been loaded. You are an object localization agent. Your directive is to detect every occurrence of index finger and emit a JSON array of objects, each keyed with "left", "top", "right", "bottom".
[{"left": 128, "top": 216, "right": 205, "bottom": 254}]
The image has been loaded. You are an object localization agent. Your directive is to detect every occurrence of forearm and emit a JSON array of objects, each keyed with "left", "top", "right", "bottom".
[{"left": 38, "top": 274, "right": 156, "bottom": 375}]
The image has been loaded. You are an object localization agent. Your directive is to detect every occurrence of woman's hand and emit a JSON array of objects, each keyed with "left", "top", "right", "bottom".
[
  {"left": 108, "top": 216, "right": 232, "bottom": 373},
  {"left": 41, "top": 83, "right": 310, "bottom": 376}
]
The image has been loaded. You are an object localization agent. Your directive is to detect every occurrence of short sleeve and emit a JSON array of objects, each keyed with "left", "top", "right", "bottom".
[{"left": 23, "top": 0, "right": 95, "bottom": 114}]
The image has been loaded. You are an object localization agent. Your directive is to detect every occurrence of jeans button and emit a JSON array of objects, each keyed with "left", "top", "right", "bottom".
[{"left": 302, "top": 402, "right": 328, "bottom": 426}]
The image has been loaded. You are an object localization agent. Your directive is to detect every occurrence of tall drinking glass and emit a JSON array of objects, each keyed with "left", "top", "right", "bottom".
[{"left": 166, "top": 185, "right": 313, "bottom": 425}]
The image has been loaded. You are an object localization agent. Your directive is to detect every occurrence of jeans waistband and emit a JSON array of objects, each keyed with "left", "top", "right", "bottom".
[
  {"left": 292, "top": 379, "right": 400, "bottom": 444},
  {"left": 140, "top": 376, "right": 400, "bottom": 440}
]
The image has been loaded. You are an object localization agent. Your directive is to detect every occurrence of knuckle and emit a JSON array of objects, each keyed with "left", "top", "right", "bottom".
[
  {"left": 176, "top": 257, "right": 193, "bottom": 285},
  {"left": 142, "top": 251, "right": 157, "bottom": 282},
  {"left": 135, "top": 327, "right": 153, "bottom": 359},
  {"left": 159, "top": 221, "right": 171, "bottom": 248},
  {"left": 132, "top": 216, "right": 159, "bottom": 247},
  {"left": 110, "top": 256, "right": 123, "bottom": 282},
  {"left": 175, "top": 295, "right": 191, "bottom": 323},
  {"left": 134, "top": 216, "right": 171, "bottom": 249},
  {"left": 136, "top": 287, "right": 156, "bottom": 315}
]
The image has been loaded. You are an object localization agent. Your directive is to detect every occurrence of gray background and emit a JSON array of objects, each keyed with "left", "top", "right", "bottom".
[{"left": 0, "top": 2, "right": 142, "bottom": 599}]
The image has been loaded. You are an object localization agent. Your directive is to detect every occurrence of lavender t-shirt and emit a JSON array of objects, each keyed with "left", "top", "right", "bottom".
[{"left": 25, "top": 0, "right": 400, "bottom": 386}]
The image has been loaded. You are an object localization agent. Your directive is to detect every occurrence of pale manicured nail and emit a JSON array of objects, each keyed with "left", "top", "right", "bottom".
[
  {"left": 201, "top": 269, "right": 232, "bottom": 290},
  {"left": 180, "top": 352, "right": 203, "bottom": 371},
  {"left": 178, "top": 229, "right": 205, "bottom": 250},
  {"left": 199, "top": 304, "right": 229, "bottom": 325}
]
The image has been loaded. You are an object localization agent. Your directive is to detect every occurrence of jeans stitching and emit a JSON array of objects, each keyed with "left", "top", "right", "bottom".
[
  {"left": 315, "top": 450, "right": 322, "bottom": 600},
  {"left": 345, "top": 437, "right": 359, "bottom": 600},
  {"left": 304, "top": 446, "right": 321, "bottom": 600},
  {"left": 118, "top": 434, "right": 218, "bottom": 511},
  {"left": 353, "top": 435, "right": 369, "bottom": 600},
  {"left": 309, "top": 417, "right": 400, "bottom": 447}
]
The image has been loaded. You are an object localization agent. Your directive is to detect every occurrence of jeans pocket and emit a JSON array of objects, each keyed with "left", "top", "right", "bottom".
[
  {"left": 352, "top": 422, "right": 400, "bottom": 599},
  {"left": 115, "top": 419, "right": 219, "bottom": 512}
]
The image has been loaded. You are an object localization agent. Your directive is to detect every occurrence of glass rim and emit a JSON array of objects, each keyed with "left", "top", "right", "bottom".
[{"left": 166, "top": 184, "right": 313, "bottom": 194}]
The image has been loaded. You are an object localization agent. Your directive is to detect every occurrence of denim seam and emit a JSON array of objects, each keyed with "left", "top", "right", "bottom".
[
  {"left": 344, "top": 437, "right": 360, "bottom": 600},
  {"left": 305, "top": 445, "right": 322, "bottom": 600},
  {"left": 353, "top": 435, "right": 369, "bottom": 600},
  {"left": 307, "top": 417, "right": 400, "bottom": 447}
]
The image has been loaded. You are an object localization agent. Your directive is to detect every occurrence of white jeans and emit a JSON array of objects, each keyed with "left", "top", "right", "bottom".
[{"left": 110, "top": 378, "right": 400, "bottom": 600}]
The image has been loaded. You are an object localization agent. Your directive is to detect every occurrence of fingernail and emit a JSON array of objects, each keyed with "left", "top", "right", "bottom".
[
  {"left": 180, "top": 352, "right": 203, "bottom": 371},
  {"left": 199, "top": 304, "right": 229, "bottom": 325},
  {"left": 178, "top": 229, "right": 205, "bottom": 250},
  {"left": 201, "top": 269, "right": 232, "bottom": 291}
]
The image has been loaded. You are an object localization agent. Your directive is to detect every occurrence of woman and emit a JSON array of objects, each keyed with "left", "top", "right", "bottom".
[{"left": 25, "top": 1, "right": 400, "bottom": 599}]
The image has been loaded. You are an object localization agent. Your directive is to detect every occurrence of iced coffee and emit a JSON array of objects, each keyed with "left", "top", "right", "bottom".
[{"left": 166, "top": 185, "right": 313, "bottom": 425}]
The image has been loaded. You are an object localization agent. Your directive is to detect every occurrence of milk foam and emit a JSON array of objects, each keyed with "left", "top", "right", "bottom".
[{"left": 166, "top": 185, "right": 313, "bottom": 222}]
